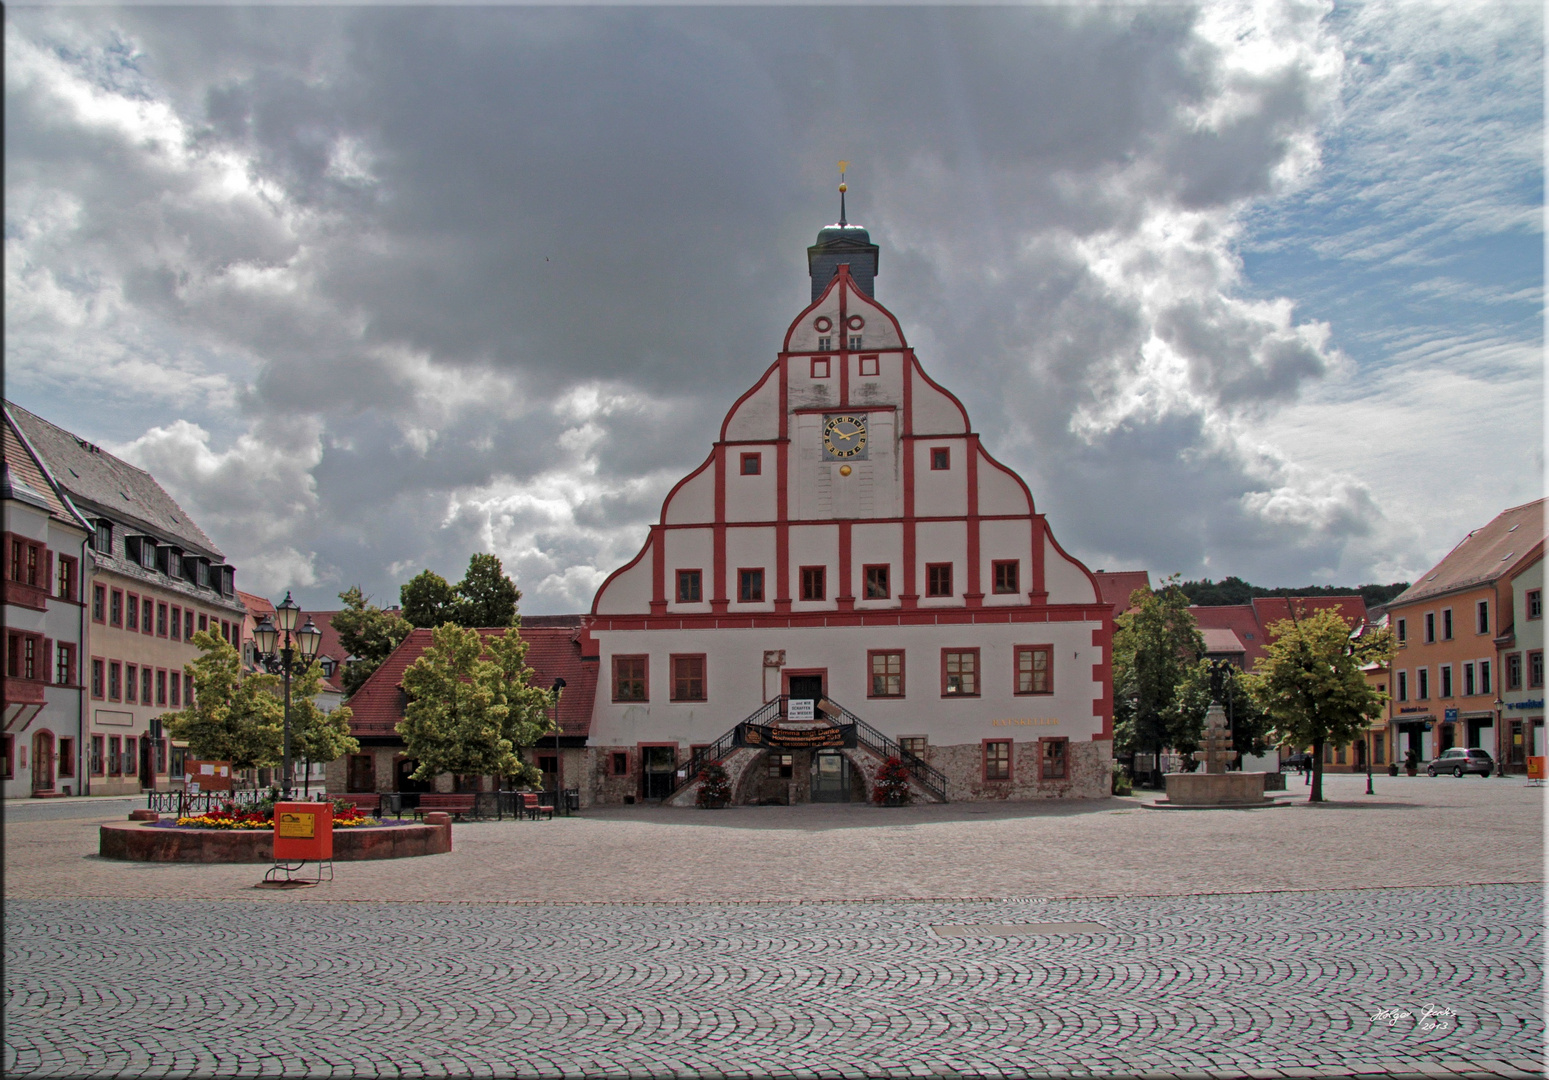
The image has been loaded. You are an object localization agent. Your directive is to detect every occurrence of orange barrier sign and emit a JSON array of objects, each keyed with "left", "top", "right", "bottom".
[
  {"left": 1528, "top": 757, "right": 1545, "bottom": 781},
  {"left": 273, "top": 802, "right": 333, "bottom": 861}
]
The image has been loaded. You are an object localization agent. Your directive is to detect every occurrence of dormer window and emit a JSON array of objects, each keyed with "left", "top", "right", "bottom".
[
  {"left": 194, "top": 560, "right": 209, "bottom": 589},
  {"left": 139, "top": 539, "right": 158, "bottom": 570},
  {"left": 94, "top": 521, "right": 113, "bottom": 553},
  {"left": 164, "top": 548, "right": 182, "bottom": 579}
]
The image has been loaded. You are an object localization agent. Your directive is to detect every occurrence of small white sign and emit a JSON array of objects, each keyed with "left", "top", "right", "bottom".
[
  {"left": 787, "top": 699, "right": 816, "bottom": 721},
  {"left": 188, "top": 782, "right": 200, "bottom": 794},
  {"left": 200, "top": 764, "right": 215, "bottom": 775}
]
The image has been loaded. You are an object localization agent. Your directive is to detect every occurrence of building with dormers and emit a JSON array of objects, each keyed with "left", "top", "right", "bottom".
[
  {"left": 579, "top": 215, "right": 1113, "bottom": 805},
  {"left": 6, "top": 402, "right": 249, "bottom": 795}
]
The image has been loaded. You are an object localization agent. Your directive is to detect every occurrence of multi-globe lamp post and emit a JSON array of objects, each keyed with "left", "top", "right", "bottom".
[{"left": 252, "top": 592, "right": 323, "bottom": 801}]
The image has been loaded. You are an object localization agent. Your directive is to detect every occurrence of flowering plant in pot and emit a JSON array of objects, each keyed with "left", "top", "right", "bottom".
[
  {"left": 872, "top": 757, "right": 913, "bottom": 806},
  {"left": 696, "top": 762, "right": 732, "bottom": 808}
]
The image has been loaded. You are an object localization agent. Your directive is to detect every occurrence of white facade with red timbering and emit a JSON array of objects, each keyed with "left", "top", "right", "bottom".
[{"left": 580, "top": 224, "right": 1113, "bottom": 804}]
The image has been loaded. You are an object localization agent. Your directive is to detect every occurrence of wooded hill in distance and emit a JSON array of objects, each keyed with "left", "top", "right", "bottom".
[{"left": 1179, "top": 577, "right": 1410, "bottom": 609}]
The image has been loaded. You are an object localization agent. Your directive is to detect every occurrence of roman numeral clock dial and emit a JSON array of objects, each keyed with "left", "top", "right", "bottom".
[{"left": 822, "top": 414, "right": 868, "bottom": 462}]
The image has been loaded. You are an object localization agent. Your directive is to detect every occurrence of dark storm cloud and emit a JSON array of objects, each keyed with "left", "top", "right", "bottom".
[{"left": 7, "top": 4, "right": 1393, "bottom": 609}]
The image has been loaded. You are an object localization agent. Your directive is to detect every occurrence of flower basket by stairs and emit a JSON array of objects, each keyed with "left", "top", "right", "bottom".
[
  {"left": 871, "top": 757, "right": 914, "bottom": 807},
  {"left": 696, "top": 762, "right": 732, "bottom": 809}
]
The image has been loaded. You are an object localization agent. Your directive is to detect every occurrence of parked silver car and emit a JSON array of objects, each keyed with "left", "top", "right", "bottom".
[{"left": 1426, "top": 747, "right": 1494, "bottom": 777}]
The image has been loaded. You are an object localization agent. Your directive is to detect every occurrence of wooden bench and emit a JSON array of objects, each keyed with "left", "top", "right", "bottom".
[
  {"left": 520, "top": 792, "right": 554, "bottom": 821},
  {"left": 414, "top": 793, "right": 479, "bottom": 821},
  {"left": 335, "top": 793, "right": 381, "bottom": 814}
]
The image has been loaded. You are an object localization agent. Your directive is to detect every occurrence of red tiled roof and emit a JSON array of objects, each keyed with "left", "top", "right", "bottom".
[
  {"left": 1392, "top": 499, "right": 1545, "bottom": 607},
  {"left": 1200, "top": 627, "right": 1247, "bottom": 656},
  {"left": 1093, "top": 571, "right": 1151, "bottom": 616},
  {"left": 346, "top": 625, "right": 598, "bottom": 741},
  {"left": 1251, "top": 595, "right": 1367, "bottom": 634},
  {"left": 1192, "top": 596, "right": 1367, "bottom": 669}
]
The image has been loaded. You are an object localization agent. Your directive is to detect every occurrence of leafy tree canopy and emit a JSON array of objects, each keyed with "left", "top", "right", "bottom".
[
  {"left": 1246, "top": 607, "right": 1395, "bottom": 802},
  {"left": 400, "top": 570, "right": 460, "bottom": 629},
  {"left": 1180, "top": 576, "right": 1410, "bottom": 609},
  {"left": 1112, "top": 576, "right": 1205, "bottom": 761},
  {"left": 397, "top": 624, "right": 554, "bottom": 784},
  {"left": 332, "top": 586, "right": 412, "bottom": 697},
  {"left": 1163, "top": 659, "right": 1275, "bottom": 764},
  {"left": 399, "top": 554, "right": 522, "bottom": 629},
  {"left": 163, "top": 630, "right": 283, "bottom": 770},
  {"left": 286, "top": 658, "right": 360, "bottom": 768}
]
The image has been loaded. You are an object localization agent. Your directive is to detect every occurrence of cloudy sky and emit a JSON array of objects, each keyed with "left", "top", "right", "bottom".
[{"left": 6, "top": 1, "right": 1542, "bottom": 615}]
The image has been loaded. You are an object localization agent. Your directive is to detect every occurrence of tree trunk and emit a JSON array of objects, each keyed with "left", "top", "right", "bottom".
[{"left": 1310, "top": 738, "right": 1325, "bottom": 802}]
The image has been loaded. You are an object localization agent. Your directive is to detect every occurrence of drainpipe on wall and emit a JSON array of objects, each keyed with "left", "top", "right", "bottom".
[{"left": 77, "top": 533, "right": 89, "bottom": 795}]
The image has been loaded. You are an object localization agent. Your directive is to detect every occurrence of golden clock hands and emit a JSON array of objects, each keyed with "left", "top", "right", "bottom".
[{"left": 832, "top": 429, "right": 857, "bottom": 441}]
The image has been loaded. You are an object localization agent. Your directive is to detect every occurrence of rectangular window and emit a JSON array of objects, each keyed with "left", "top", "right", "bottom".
[
  {"left": 107, "top": 736, "right": 122, "bottom": 776},
  {"left": 1477, "top": 601, "right": 1489, "bottom": 634},
  {"left": 900, "top": 737, "right": 927, "bottom": 757},
  {"left": 868, "top": 650, "right": 904, "bottom": 698},
  {"left": 58, "top": 737, "right": 75, "bottom": 778},
  {"left": 141, "top": 539, "right": 157, "bottom": 570},
  {"left": 1015, "top": 645, "right": 1053, "bottom": 695},
  {"left": 221, "top": 620, "right": 231, "bottom": 642},
  {"left": 848, "top": 334, "right": 863, "bottom": 350},
  {"left": 170, "top": 671, "right": 181, "bottom": 707},
  {"left": 1480, "top": 660, "right": 1491, "bottom": 696},
  {"left": 800, "top": 566, "right": 826, "bottom": 602},
  {"left": 108, "top": 661, "right": 122, "bottom": 701},
  {"left": 9, "top": 539, "right": 20, "bottom": 582},
  {"left": 141, "top": 667, "right": 152, "bottom": 705},
  {"left": 738, "top": 568, "right": 764, "bottom": 603},
  {"left": 1463, "top": 662, "right": 1475, "bottom": 697},
  {"left": 93, "top": 585, "right": 105, "bottom": 622},
  {"left": 94, "top": 520, "right": 112, "bottom": 553},
  {"left": 943, "top": 649, "right": 979, "bottom": 696},
  {"left": 676, "top": 569, "right": 702, "bottom": 603},
  {"left": 1529, "top": 590, "right": 1543, "bottom": 620},
  {"left": 1530, "top": 650, "right": 1544, "bottom": 689},
  {"left": 155, "top": 739, "right": 167, "bottom": 774},
  {"left": 126, "top": 593, "right": 139, "bottom": 631},
  {"left": 90, "top": 735, "right": 104, "bottom": 775},
  {"left": 993, "top": 561, "right": 1020, "bottom": 595},
  {"left": 157, "top": 603, "right": 168, "bottom": 636},
  {"left": 1424, "top": 612, "right": 1435, "bottom": 643},
  {"left": 610, "top": 752, "right": 629, "bottom": 776},
  {"left": 863, "top": 564, "right": 890, "bottom": 600},
  {"left": 170, "top": 745, "right": 186, "bottom": 778},
  {"left": 817, "top": 336, "right": 832, "bottom": 352},
  {"left": 110, "top": 589, "right": 123, "bottom": 627},
  {"left": 125, "top": 738, "right": 137, "bottom": 776},
  {"left": 1397, "top": 670, "right": 1408, "bottom": 701},
  {"left": 125, "top": 664, "right": 138, "bottom": 703},
  {"left": 56, "top": 643, "right": 74, "bottom": 686},
  {"left": 811, "top": 357, "right": 831, "bottom": 379},
  {"left": 1396, "top": 618, "right": 1406, "bottom": 643},
  {"left": 198, "top": 613, "right": 208, "bottom": 632},
  {"left": 930, "top": 447, "right": 950, "bottom": 470},
  {"left": 1442, "top": 608, "right": 1453, "bottom": 640},
  {"left": 926, "top": 563, "right": 953, "bottom": 598},
  {"left": 184, "top": 610, "right": 195, "bottom": 639},
  {"left": 859, "top": 355, "right": 879, "bottom": 377},
  {"left": 984, "top": 739, "right": 1011, "bottom": 781},
  {"left": 156, "top": 669, "right": 167, "bottom": 706},
  {"left": 1440, "top": 664, "right": 1453, "bottom": 698},
  {"left": 1040, "top": 738, "right": 1069, "bottom": 780},
  {"left": 56, "top": 556, "right": 75, "bottom": 600},
  {"left": 1507, "top": 653, "right": 1523, "bottom": 691},
  {"left": 91, "top": 658, "right": 104, "bottom": 699},
  {"left": 1374, "top": 738, "right": 1385, "bottom": 766},
  {"left": 170, "top": 606, "right": 181, "bottom": 641},
  {"left": 1418, "top": 668, "right": 1429, "bottom": 699},
  {"left": 740, "top": 452, "right": 762, "bottom": 476},
  {"left": 671, "top": 655, "right": 706, "bottom": 701},
  {"left": 768, "top": 752, "right": 794, "bottom": 779},
  {"left": 612, "top": 655, "right": 648, "bottom": 702}
]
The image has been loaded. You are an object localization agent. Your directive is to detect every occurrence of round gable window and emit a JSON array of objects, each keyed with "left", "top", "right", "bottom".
[
  {"left": 846, "top": 315, "right": 865, "bottom": 331},
  {"left": 813, "top": 316, "right": 833, "bottom": 333}
]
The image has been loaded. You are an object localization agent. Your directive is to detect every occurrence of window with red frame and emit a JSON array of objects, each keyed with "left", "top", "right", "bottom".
[
  {"left": 984, "top": 740, "right": 1011, "bottom": 780},
  {"left": 671, "top": 655, "right": 706, "bottom": 701},
  {"left": 126, "top": 593, "right": 139, "bottom": 631},
  {"left": 110, "top": 590, "right": 123, "bottom": 627},
  {"left": 1015, "top": 645, "right": 1053, "bottom": 695},
  {"left": 157, "top": 603, "right": 168, "bottom": 636},
  {"left": 864, "top": 564, "right": 890, "bottom": 600},
  {"left": 741, "top": 453, "right": 761, "bottom": 476},
  {"left": 93, "top": 585, "right": 106, "bottom": 622},
  {"left": 56, "top": 555, "right": 76, "bottom": 600},
  {"left": 108, "top": 661, "right": 122, "bottom": 701},
  {"left": 1507, "top": 653, "right": 1522, "bottom": 691},
  {"left": 1040, "top": 738, "right": 1068, "bottom": 780},
  {"left": 676, "top": 569, "right": 702, "bottom": 603},
  {"left": 859, "top": 355, "right": 879, "bottom": 377},
  {"left": 993, "top": 561, "right": 1020, "bottom": 594},
  {"left": 170, "top": 606, "right": 181, "bottom": 640},
  {"left": 55, "top": 643, "right": 75, "bottom": 686},
  {"left": 810, "top": 357, "right": 830, "bottom": 379},
  {"left": 198, "top": 613, "right": 207, "bottom": 632},
  {"left": 6, "top": 633, "right": 40, "bottom": 680},
  {"left": 157, "top": 669, "right": 167, "bottom": 705},
  {"left": 91, "top": 659, "right": 104, "bottom": 699},
  {"left": 141, "top": 597, "right": 153, "bottom": 634},
  {"left": 140, "top": 667, "right": 151, "bottom": 705},
  {"left": 738, "top": 569, "right": 764, "bottom": 603},
  {"left": 107, "top": 736, "right": 122, "bottom": 776},
  {"left": 90, "top": 735, "right": 104, "bottom": 775},
  {"left": 800, "top": 566, "right": 826, "bottom": 602},
  {"left": 926, "top": 563, "right": 953, "bottom": 598},
  {"left": 943, "top": 649, "right": 978, "bottom": 696},
  {"left": 125, "top": 664, "right": 138, "bottom": 703},
  {"left": 869, "top": 650, "right": 904, "bottom": 697},
  {"left": 170, "top": 671, "right": 181, "bottom": 707},
  {"left": 613, "top": 655, "right": 648, "bottom": 702},
  {"left": 930, "top": 447, "right": 950, "bottom": 470},
  {"left": 1530, "top": 650, "right": 1544, "bottom": 689}
]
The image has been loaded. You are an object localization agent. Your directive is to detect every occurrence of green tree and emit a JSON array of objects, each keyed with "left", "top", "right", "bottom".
[
  {"left": 1163, "top": 659, "right": 1275, "bottom": 766},
  {"left": 162, "top": 631, "right": 283, "bottom": 770},
  {"left": 1246, "top": 607, "right": 1395, "bottom": 802},
  {"left": 400, "top": 569, "right": 460, "bottom": 629},
  {"left": 396, "top": 624, "right": 554, "bottom": 786},
  {"left": 286, "top": 659, "right": 360, "bottom": 796},
  {"left": 455, "top": 553, "right": 522, "bottom": 628},
  {"left": 1112, "top": 576, "right": 1205, "bottom": 780},
  {"left": 332, "top": 586, "right": 412, "bottom": 696}
]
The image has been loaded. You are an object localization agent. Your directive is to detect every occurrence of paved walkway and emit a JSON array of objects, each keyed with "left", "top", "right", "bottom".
[{"left": 5, "top": 885, "right": 1541, "bottom": 1079}]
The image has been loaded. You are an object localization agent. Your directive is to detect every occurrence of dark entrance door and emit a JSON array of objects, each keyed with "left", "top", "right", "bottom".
[
  {"left": 642, "top": 745, "right": 677, "bottom": 800},
  {"left": 788, "top": 675, "right": 823, "bottom": 707},
  {"left": 811, "top": 750, "right": 849, "bottom": 802},
  {"left": 396, "top": 757, "right": 429, "bottom": 792}
]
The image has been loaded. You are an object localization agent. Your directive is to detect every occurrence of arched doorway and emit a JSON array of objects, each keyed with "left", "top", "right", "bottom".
[{"left": 31, "top": 731, "right": 54, "bottom": 794}]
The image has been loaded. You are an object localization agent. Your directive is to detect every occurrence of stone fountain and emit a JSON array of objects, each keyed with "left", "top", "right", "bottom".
[{"left": 1156, "top": 701, "right": 1278, "bottom": 808}]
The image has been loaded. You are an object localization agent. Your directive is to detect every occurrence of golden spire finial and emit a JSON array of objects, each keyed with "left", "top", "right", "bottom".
[{"left": 837, "top": 161, "right": 849, "bottom": 225}]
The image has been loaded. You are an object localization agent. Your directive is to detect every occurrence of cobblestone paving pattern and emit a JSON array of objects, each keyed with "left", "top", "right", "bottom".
[{"left": 5, "top": 885, "right": 1541, "bottom": 1079}]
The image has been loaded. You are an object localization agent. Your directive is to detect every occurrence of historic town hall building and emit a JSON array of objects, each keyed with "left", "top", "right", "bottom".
[{"left": 578, "top": 214, "right": 1113, "bottom": 805}]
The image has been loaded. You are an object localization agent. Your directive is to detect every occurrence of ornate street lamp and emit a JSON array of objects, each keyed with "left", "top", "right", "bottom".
[{"left": 253, "top": 592, "right": 323, "bottom": 800}]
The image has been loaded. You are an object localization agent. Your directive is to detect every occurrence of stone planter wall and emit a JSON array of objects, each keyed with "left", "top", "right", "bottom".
[{"left": 99, "top": 820, "right": 452, "bottom": 863}]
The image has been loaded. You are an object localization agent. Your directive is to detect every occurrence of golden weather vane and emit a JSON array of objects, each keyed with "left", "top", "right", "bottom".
[{"left": 838, "top": 160, "right": 849, "bottom": 224}]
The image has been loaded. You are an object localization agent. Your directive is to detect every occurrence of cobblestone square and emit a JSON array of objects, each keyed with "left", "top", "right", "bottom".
[{"left": 4, "top": 775, "right": 1544, "bottom": 1078}]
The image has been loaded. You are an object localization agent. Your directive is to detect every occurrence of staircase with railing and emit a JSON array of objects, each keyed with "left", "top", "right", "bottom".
[{"left": 666, "top": 695, "right": 949, "bottom": 804}]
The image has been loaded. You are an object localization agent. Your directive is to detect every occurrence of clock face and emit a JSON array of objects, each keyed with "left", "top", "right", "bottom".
[{"left": 823, "top": 414, "right": 868, "bottom": 460}]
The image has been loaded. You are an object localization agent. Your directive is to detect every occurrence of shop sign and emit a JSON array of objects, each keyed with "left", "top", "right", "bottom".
[
  {"left": 737, "top": 722, "right": 855, "bottom": 749},
  {"left": 1506, "top": 699, "right": 1545, "bottom": 711},
  {"left": 786, "top": 699, "right": 816, "bottom": 721},
  {"left": 1444, "top": 708, "right": 1459, "bottom": 723}
]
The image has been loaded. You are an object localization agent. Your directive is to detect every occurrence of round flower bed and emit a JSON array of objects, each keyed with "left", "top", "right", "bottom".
[{"left": 173, "top": 800, "right": 378, "bottom": 830}]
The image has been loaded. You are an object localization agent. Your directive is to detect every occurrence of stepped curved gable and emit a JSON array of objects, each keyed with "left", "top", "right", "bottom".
[{"left": 584, "top": 216, "right": 1113, "bottom": 804}]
